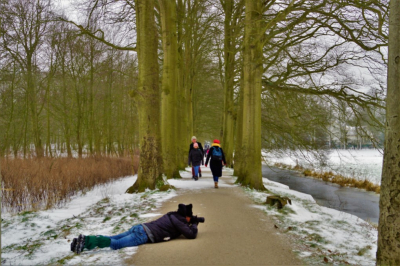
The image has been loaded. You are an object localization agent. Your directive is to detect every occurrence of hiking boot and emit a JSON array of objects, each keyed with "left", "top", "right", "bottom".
[
  {"left": 214, "top": 182, "right": 218, "bottom": 188},
  {"left": 70, "top": 238, "right": 78, "bottom": 252},
  {"left": 74, "top": 234, "right": 86, "bottom": 254}
]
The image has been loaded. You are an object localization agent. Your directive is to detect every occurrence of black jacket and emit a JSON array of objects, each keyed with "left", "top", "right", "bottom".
[
  {"left": 188, "top": 149, "right": 204, "bottom": 166},
  {"left": 189, "top": 142, "right": 203, "bottom": 155},
  {"left": 143, "top": 212, "right": 198, "bottom": 243},
  {"left": 205, "top": 146, "right": 226, "bottom": 177}
]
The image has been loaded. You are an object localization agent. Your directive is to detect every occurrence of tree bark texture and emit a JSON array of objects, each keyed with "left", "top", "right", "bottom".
[
  {"left": 176, "top": 0, "right": 190, "bottom": 169},
  {"left": 235, "top": 0, "right": 264, "bottom": 190},
  {"left": 159, "top": 0, "right": 180, "bottom": 178},
  {"left": 377, "top": 0, "right": 400, "bottom": 264},
  {"left": 222, "top": 0, "right": 235, "bottom": 168},
  {"left": 127, "top": 0, "right": 163, "bottom": 192},
  {"left": 234, "top": 71, "right": 244, "bottom": 178}
]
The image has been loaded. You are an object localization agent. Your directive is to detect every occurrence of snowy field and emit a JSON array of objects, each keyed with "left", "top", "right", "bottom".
[
  {"left": 263, "top": 149, "right": 383, "bottom": 185},
  {"left": 1, "top": 167, "right": 377, "bottom": 265}
]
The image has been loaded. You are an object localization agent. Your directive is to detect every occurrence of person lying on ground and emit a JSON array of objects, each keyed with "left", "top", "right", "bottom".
[{"left": 70, "top": 204, "right": 204, "bottom": 254}]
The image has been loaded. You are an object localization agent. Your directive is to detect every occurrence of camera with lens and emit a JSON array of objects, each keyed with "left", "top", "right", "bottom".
[{"left": 190, "top": 215, "right": 205, "bottom": 224}]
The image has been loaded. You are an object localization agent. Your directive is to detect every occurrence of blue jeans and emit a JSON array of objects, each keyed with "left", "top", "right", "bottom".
[
  {"left": 213, "top": 176, "right": 219, "bottom": 182},
  {"left": 193, "top": 166, "right": 200, "bottom": 177},
  {"left": 105, "top": 224, "right": 148, "bottom": 250}
]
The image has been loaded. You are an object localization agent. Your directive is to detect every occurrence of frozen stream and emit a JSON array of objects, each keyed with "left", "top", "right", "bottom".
[
  {"left": 262, "top": 166, "right": 380, "bottom": 224},
  {"left": 263, "top": 149, "right": 383, "bottom": 185}
]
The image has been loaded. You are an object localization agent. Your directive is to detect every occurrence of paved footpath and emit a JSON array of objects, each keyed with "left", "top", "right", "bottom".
[{"left": 125, "top": 167, "right": 302, "bottom": 266}]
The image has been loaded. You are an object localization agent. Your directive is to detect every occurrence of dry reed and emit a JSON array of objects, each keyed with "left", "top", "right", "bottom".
[
  {"left": 1, "top": 155, "right": 139, "bottom": 213},
  {"left": 273, "top": 162, "right": 380, "bottom": 194}
]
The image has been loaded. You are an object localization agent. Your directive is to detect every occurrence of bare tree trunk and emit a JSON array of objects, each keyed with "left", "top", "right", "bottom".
[
  {"left": 27, "top": 57, "right": 44, "bottom": 157},
  {"left": 376, "top": 0, "right": 400, "bottom": 263},
  {"left": 127, "top": 0, "right": 163, "bottom": 192},
  {"left": 61, "top": 62, "right": 72, "bottom": 158},
  {"left": 234, "top": 70, "right": 244, "bottom": 177},
  {"left": 235, "top": 0, "right": 265, "bottom": 190},
  {"left": 185, "top": 1, "right": 194, "bottom": 139},
  {"left": 46, "top": 55, "right": 54, "bottom": 157},
  {"left": 176, "top": 0, "right": 190, "bottom": 169},
  {"left": 222, "top": 0, "right": 235, "bottom": 168},
  {"left": 159, "top": 0, "right": 181, "bottom": 178},
  {"left": 2, "top": 61, "right": 17, "bottom": 157}
]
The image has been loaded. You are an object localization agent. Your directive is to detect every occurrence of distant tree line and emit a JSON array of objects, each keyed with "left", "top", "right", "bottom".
[
  {"left": 0, "top": 0, "right": 388, "bottom": 187},
  {"left": 0, "top": 0, "right": 223, "bottom": 159}
]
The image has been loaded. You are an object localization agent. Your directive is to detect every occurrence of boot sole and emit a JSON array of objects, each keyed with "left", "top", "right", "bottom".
[
  {"left": 74, "top": 234, "right": 85, "bottom": 254},
  {"left": 70, "top": 238, "right": 77, "bottom": 252}
]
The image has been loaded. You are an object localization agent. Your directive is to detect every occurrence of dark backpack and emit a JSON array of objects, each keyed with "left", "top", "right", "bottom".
[{"left": 212, "top": 147, "right": 222, "bottom": 161}]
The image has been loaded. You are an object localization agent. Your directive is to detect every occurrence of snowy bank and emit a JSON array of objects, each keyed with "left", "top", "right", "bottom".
[
  {"left": 1, "top": 166, "right": 377, "bottom": 265},
  {"left": 263, "top": 149, "right": 383, "bottom": 185}
]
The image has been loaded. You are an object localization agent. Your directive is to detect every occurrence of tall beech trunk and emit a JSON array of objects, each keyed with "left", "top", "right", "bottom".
[
  {"left": 127, "top": 0, "right": 163, "bottom": 192},
  {"left": 222, "top": 0, "right": 235, "bottom": 168},
  {"left": 376, "top": 0, "right": 400, "bottom": 263},
  {"left": 159, "top": 0, "right": 180, "bottom": 178},
  {"left": 235, "top": 0, "right": 265, "bottom": 190},
  {"left": 184, "top": 1, "right": 194, "bottom": 139},
  {"left": 233, "top": 70, "right": 244, "bottom": 177},
  {"left": 176, "top": 0, "right": 189, "bottom": 169}
]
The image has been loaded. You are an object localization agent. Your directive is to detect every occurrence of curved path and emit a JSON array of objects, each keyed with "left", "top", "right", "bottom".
[{"left": 126, "top": 168, "right": 301, "bottom": 265}]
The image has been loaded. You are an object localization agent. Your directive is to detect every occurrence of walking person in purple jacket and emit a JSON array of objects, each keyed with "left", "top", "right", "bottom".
[{"left": 71, "top": 204, "right": 204, "bottom": 254}]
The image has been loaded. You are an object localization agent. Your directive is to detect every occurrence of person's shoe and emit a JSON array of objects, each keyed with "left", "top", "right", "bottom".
[
  {"left": 195, "top": 176, "right": 198, "bottom": 181},
  {"left": 70, "top": 238, "right": 78, "bottom": 252},
  {"left": 199, "top": 173, "right": 202, "bottom": 177},
  {"left": 192, "top": 176, "right": 195, "bottom": 180},
  {"left": 74, "top": 234, "right": 85, "bottom": 254},
  {"left": 214, "top": 182, "right": 218, "bottom": 188}
]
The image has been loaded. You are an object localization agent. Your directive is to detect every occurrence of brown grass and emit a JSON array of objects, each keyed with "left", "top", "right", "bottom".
[
  {"left": 273, "top": 162, "right": 380, "bottom": 194},
  {"left": 1, "top": 155, "right": 139, "bottom": 213}
]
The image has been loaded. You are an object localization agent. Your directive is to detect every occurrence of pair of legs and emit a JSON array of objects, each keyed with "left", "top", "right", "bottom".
[
  {"left": 193, "top": 166, "right": 200, "bottom": 178},
  {"left": 105, "top": 224, "right": 148, "bottom": 250},
  {"left": 192, "top": 165, "right": 201, "bottom": 177}
]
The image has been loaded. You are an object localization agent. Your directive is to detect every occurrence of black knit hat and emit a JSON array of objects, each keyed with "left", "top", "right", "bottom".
[
  {"left": 185, "top": 204, "right": 193, "bottom": 217},
  {"left": 177, "top": 204, "right": 186, "bottom": 217}
]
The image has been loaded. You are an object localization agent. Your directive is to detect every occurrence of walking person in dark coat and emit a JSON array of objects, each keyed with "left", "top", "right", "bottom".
[
  {"left": 70, "top": 204, "right": 204, "bottom": 254},
  {"left": 188, "top": 142, "right": 204, "bottom": 180},
  {"left": 205, "top": 139, "right": 226, "bottom": 188},
  {"left": 189, "top": 136, "right": 204, "bottom": 177}
]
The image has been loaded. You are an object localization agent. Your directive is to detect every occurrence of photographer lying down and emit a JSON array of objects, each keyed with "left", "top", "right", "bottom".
[{"left": 71, "top": 204, "right": 204, "bottom": 254}]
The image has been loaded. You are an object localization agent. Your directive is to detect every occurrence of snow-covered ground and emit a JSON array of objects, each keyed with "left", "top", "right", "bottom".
[
  {"left": 263, "top": 149, "right": 383, "bottom": 185},
  {"left": 1, "top": 167, "right": 377, "bottom": 265},
  {"left": 248, "top": 178, "right": 377, "bottom": 265}
]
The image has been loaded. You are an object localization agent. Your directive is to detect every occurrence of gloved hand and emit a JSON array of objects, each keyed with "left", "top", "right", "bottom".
[{"left": 205, "top": 164, "right": 207, "bottom": 167}]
